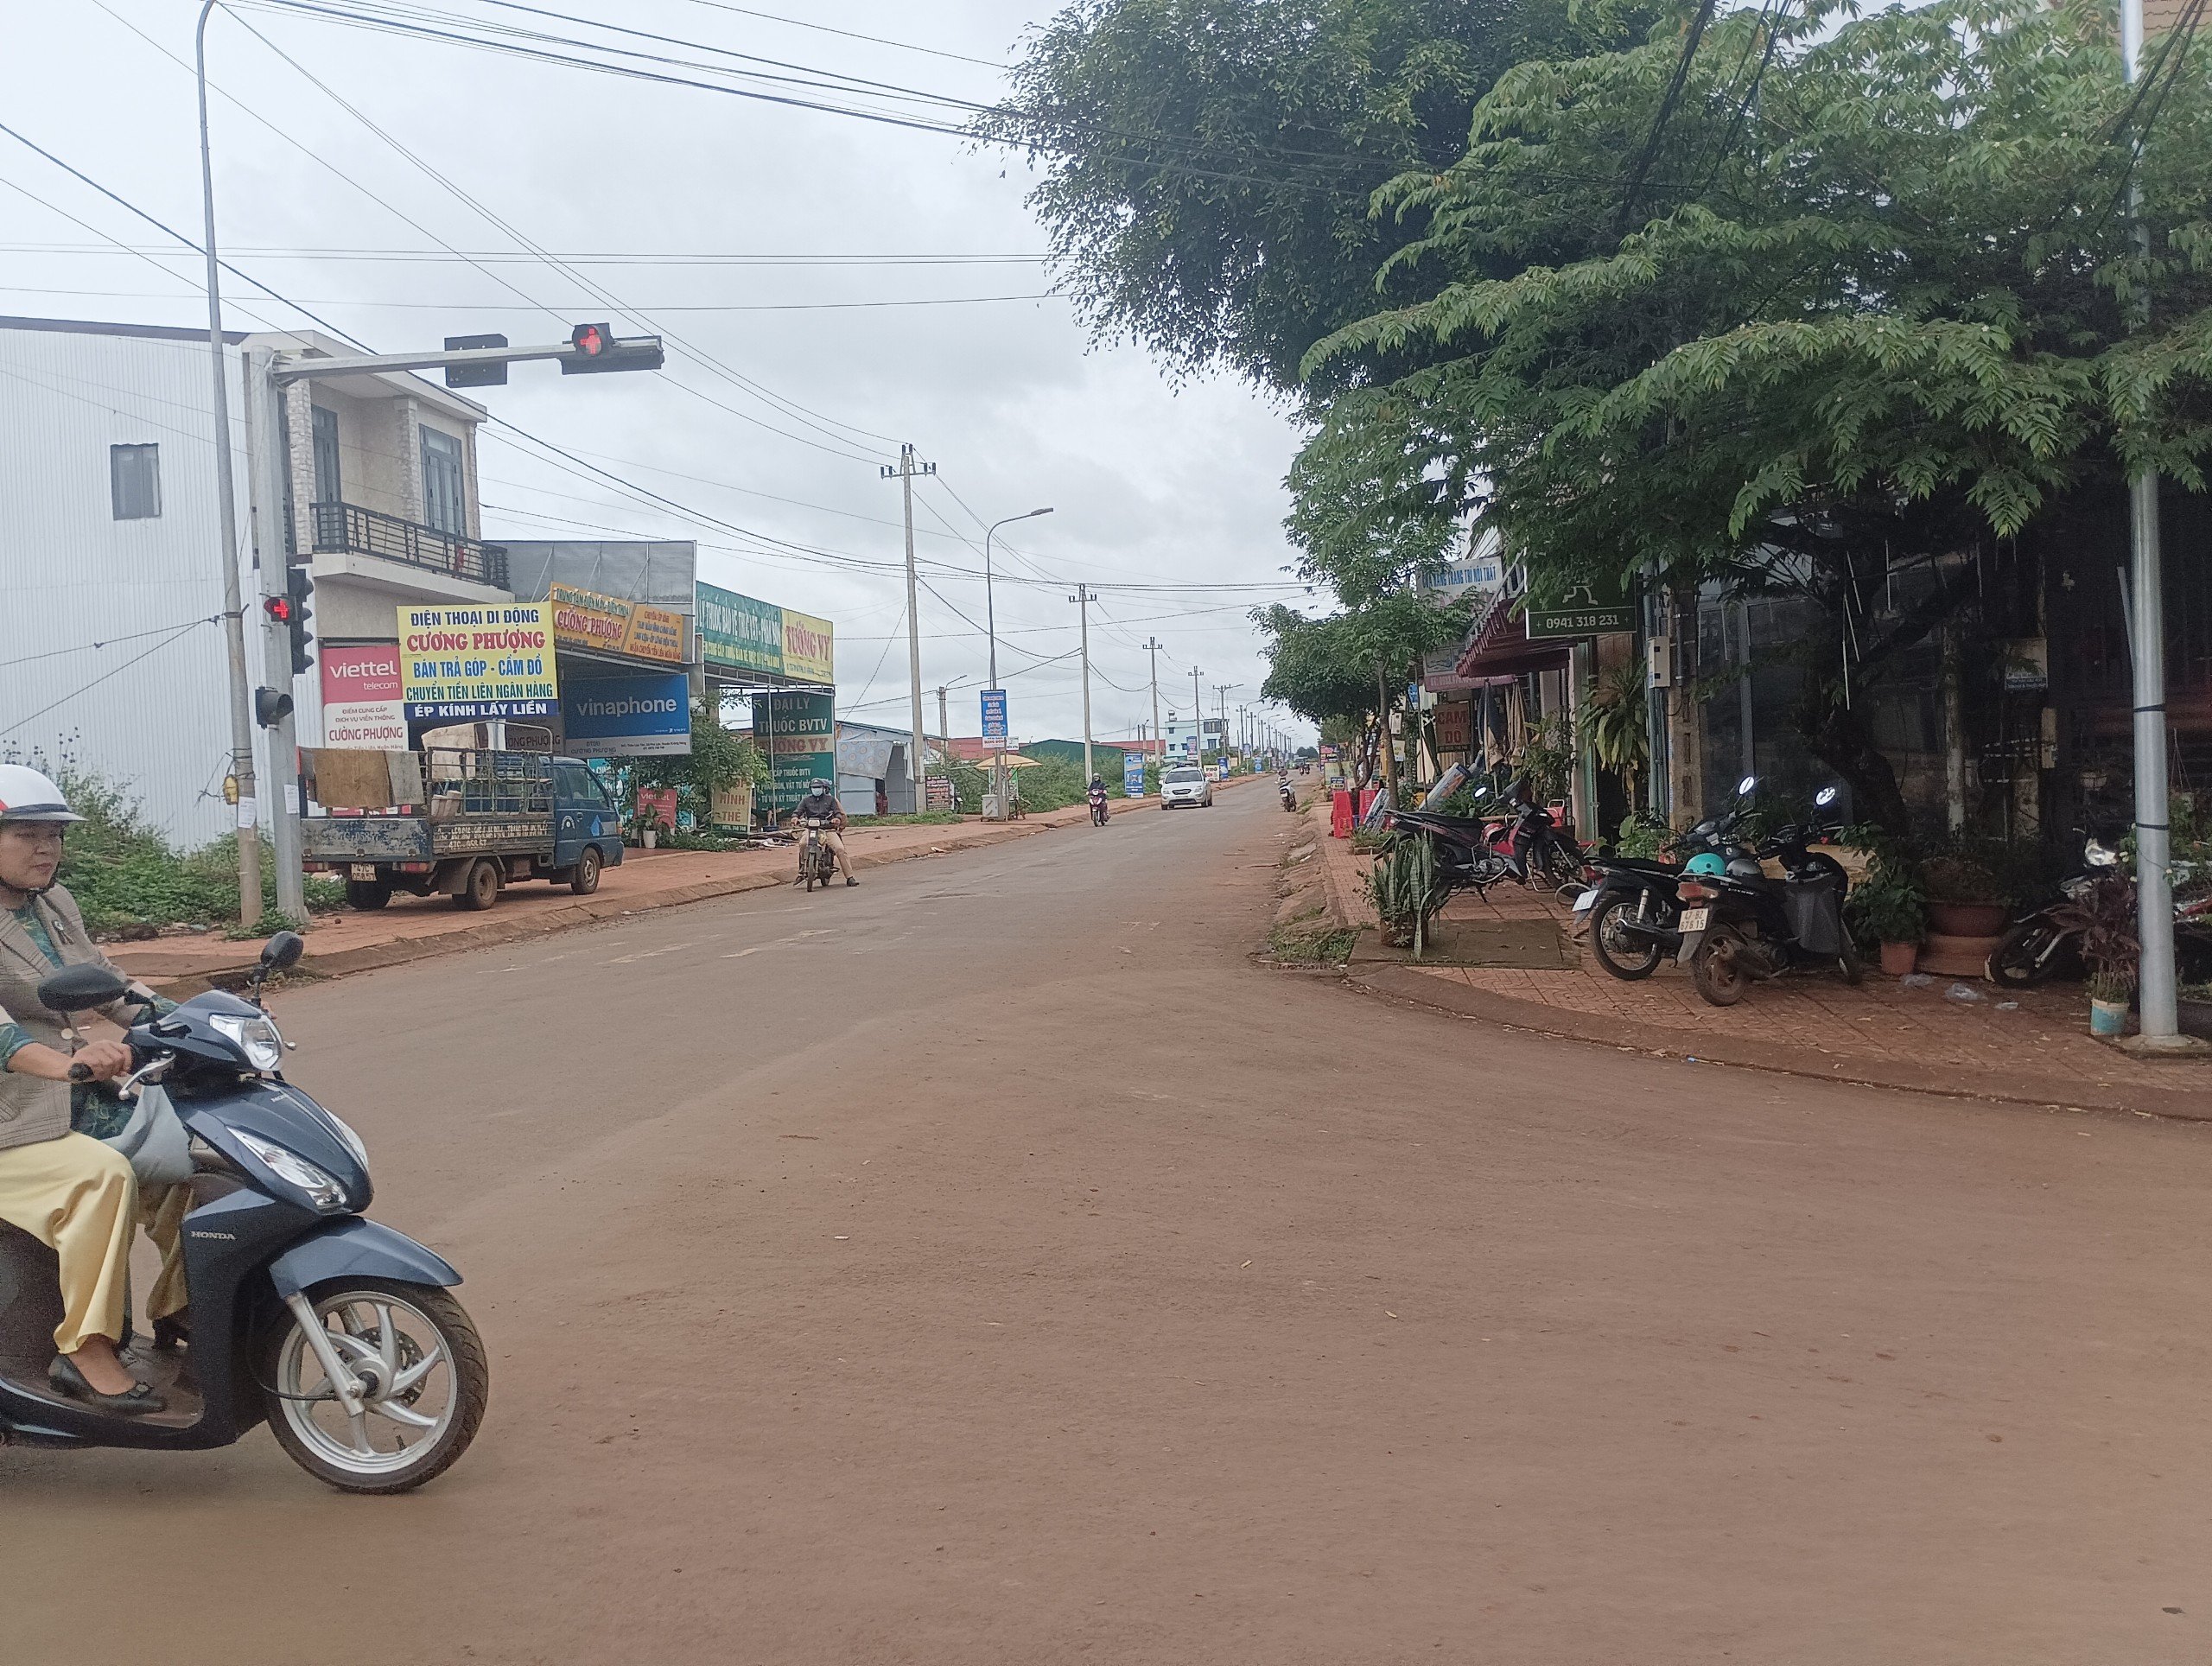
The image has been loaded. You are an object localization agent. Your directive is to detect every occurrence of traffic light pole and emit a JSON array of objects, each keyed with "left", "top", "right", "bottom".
[
  {"left": 1070, "top": 582, "right": 1095, "bottom": 788},
  {"left": 242, "top": 347, "right": 306, "bottom": 919}
]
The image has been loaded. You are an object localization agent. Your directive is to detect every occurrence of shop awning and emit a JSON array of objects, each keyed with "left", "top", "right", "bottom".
[{"left": 1454, "top": 592, "right": 1571, "bottom": 681}]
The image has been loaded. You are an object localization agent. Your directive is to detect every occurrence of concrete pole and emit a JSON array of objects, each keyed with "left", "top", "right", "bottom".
[
  {"left": 899, "top": 445, "right": 928, "bottom": 822},
  {"left": 241, "top": 348, "right": 305, "bottom": 918},
  {"left": 1190, "top": 667, "right": 1204, "bottom": 763},
  {"left": 1071, "top": 582, "right": 1095, "bottom": 786},
  {"left": 2121, "top": 0, "right": 2182, "bottom": 1044},
  {"left": 936, "top": 684, "right": 949, "bottom": 788},
  {"left": 1144, "top": 639, "right": 1164, "bottom": 786},
  {"left": 196, "top": 2, "right": 260, "bottom": 928}
]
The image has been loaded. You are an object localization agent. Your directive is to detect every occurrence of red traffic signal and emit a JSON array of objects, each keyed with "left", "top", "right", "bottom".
[
  {"left": 561, "top": 324, "right": 664, "bottom": 376},
  {"left": 263, "top": 595, "right": 295, "bottom": 625},
  {"left": 570, "top": 322, "right": 611, "bottom": 357}
]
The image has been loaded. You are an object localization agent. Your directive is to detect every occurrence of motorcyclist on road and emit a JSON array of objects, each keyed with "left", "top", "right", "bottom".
[
  {"left": 0, "top": 765, "right": 189, "bottom": 1414},
  {"left": 1087, "top": 775, "right": 1109, "bottom": 826},
  {"left": 794, "top": 778, "right": 857, "bottom": 886}
]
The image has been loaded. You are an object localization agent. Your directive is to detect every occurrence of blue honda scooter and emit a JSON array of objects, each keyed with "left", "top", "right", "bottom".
[{"left": 0, "top": 933, "right": 487, "bottom": 1492}]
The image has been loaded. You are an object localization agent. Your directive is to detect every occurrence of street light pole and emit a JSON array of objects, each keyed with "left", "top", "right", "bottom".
[
  {"left": 196, "top": 1, "right": 261, "bottom": 929},
  {"left": 982, "top": 506, "right": 1052, "bottom": 818},
  {"left": 2120, "top": 0, "right": 2190, "bottom": 1049},
  {"left": 1190, "top": 666, "right": 1204, "bottom": 762}
]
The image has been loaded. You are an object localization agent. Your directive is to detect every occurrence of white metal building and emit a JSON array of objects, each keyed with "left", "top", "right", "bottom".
[
  {"left": 0, "top": 315, "right": 507, "bottom": 847},
  {"left": 0, "top": 316, "right": 276, "bottom": 846}
]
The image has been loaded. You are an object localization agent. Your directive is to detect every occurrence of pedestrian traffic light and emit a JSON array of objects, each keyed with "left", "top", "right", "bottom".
[
  {"left": 562, "top": 321, "right": 665, "bottom": 375},
  {"left": 253, "top": 687, "right": 294, "bottom": 728},
  {"left": 264, "top": 567, "right": 315, "bottom": 676}
]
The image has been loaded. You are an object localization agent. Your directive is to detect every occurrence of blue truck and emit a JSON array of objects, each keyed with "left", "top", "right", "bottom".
[{"left": 302, "top": 748, "right": 625, "bottom": 912}]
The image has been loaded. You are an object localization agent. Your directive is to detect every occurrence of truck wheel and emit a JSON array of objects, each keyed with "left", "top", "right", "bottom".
[
  {"left": 454, "top": 860, "right": 499, "bottom": 912},
  {"left": 345, "top": 878, "right": 391, "bottom": 912},
  {"left": 569, "top": 847, "right": 602, "bottom": 896}
]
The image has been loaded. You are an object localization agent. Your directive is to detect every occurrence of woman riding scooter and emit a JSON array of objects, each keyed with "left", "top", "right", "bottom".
[{"left": 0, "top": 765, "right": 189, "bottom": 1414}]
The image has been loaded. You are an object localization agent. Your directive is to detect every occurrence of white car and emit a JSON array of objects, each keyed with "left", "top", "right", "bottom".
[{"left": 1160, "top": 765, "right": 1213, "bottom": 808}]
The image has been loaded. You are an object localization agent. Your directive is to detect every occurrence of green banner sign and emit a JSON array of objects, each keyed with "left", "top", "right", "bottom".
[
  {"left": 696, "top": 581, "right": 786, "bottom": 677},
  {"left": 757, "top": 691, "right": 837, "bottom": 814},
  {"left": 1522, "top": 573, "right": 1635, "bottom": 639}
]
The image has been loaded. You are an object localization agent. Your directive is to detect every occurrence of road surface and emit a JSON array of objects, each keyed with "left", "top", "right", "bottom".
[{"left": 7, "top": 785, "right": 2212, "bottom": 1663}]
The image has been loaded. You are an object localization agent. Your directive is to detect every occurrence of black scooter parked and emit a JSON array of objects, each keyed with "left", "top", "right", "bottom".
[
  {"left": 1580, "top": 781, "right": 1847, "bottom": 981},
  {"left": 1676, "top": 837, "right": 1862, "bottom": 1006},
  {"left": 0, "top": 933, "right": 488, "bottom": 1492}
]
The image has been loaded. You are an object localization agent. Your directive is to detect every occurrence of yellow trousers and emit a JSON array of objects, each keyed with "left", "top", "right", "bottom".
[
  {"left": 138, "top": 1181, "right": 190, "bottom": 1325},
  {"left": 0, "top": 1133, "right": 134, "bottom": 1353}
]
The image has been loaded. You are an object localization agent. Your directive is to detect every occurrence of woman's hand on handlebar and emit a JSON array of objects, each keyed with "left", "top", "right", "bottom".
[{"left": 68, "top": 1040, "right": 133, "bottom": 1082}]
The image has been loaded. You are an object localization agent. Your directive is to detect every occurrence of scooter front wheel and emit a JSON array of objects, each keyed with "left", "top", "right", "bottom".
[{"left": 264, "top": 1278, "right": 490, "bottom": 1495}]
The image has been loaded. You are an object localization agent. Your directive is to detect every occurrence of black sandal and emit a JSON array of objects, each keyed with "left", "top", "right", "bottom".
[{"left": 49, "top": 1353, "right": 166, "bottom": 1415}]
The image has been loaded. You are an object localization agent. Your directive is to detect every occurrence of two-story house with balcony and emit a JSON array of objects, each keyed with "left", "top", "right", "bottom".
[{"left": 0, "top": 315, "right": 513, "bottom": 844}]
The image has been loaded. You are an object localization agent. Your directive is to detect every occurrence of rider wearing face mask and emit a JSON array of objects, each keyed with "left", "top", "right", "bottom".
[
  {"left": 793, "top": 778, "right": 858, "bottom": 887},
  {"left": 0, "top": 766, "right": 188, "bottom": 1414}
]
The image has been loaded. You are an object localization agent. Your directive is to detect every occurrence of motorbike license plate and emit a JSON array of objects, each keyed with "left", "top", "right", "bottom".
[
  {"left": 1571, "top": 889, "right": 1596, "bottom": 914},
  {"left": 1678, "top": 906, "right": 1710, "bottom": 933},
  {"left": 349, "top": 864, "right": 379, "bottom": 881}
]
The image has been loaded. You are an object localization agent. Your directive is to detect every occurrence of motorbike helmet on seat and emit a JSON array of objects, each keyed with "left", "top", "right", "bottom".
[
  {"left": 1727, "top": 855, "right": 1764, "bottom": 879},
  {"left": 1684, "top": 851, "right": 1727, "bottom": 878},
  {"left": 0, "top": 765, "right": 84, "bottom": 824}
]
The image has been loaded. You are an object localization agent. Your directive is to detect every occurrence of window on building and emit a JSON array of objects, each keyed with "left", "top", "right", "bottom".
[
  {"left": 420, "top": 425, "right": 465, "bottom": 534},
  {"left": 312, "top": 405, "right": 342, "bottom": 504},
  {"left": 110, "top": 443, "right": 161, "bottom": 520}
]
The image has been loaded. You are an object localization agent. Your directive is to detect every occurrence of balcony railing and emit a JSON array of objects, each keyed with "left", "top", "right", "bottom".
[{"left": 310, "top": 500, "right": 508, "bottom": 588}]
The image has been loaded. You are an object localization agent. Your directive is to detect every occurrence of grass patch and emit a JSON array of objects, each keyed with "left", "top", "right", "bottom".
[{"left": 1268, "top": 920, "right": 1357, "bottom": 964}]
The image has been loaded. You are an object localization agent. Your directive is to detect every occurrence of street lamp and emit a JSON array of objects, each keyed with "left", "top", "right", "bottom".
[{"left": 982, "top": 506, "right": 1052, "bottom": 818}]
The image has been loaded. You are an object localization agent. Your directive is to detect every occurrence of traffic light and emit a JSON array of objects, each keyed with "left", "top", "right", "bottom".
[
  {"left": 264, "top": 567, "right": 315, "bottom": 676},
  {"left": 562, "top": 321, "right": 665, "bottom": 375},
  {"left": 253, "top": 687, "right": 294, "bottom": 728}
]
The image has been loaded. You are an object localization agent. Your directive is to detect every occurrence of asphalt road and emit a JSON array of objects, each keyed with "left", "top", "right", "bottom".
[{"left": 8, "top": 785, "right": 2212, "bottom": 1663}]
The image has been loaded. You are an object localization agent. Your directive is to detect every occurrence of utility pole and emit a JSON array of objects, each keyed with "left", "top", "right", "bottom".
[
  {"left": 1215, "top": 684, "right": 1232, "bottom": 769},
  {"left": 241, "top": 349, "right": 305, "bottom": 919},
  {"left": 936, "top": 684, "right": 950, "bottom": 788},
  {"left": 1070, "top": 582, "right": 1095, "bottom": 786},
  {"left": 197, "top": 1, "right": 259, "bottom": 929},
  {"left": 1190, "top": 667, "right": 1205, "bottom": 761},
  {"left": 1144, "top": 638, "right": 1164, "bottom": 785},
  {"left": 880, "top": 443, "right": 934, "bottom": 820},
  {"left": 2120, "top": 0, "right": 2192, "bottom": 1051}
]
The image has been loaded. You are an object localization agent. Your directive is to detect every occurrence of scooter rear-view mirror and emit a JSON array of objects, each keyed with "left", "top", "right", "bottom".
[
  {"left": 36, "top": 963, "right": 129, "bottom": 1014},
  {"left": 1736, "top": 775, "right": 1758, "bottom": 798},
  {"left": 261, "top": 930, "right": 306, "bottom": 972}
]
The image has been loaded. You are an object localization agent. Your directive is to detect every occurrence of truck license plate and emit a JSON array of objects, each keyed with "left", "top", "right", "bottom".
[
  {"left": 1678, "top": 906, "right": 1709, "bottom": 933},
  {"left": 349, "top": 864, "right": 379, "bottom": 881}
]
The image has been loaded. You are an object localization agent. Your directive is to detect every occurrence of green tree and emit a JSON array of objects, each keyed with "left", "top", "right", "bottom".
[
  {"left": 1294, "top": 0, "right": 2212, "bottom": 830},
  {"left": 992, "top": 0, "right": 1668, "bottom": 391}
]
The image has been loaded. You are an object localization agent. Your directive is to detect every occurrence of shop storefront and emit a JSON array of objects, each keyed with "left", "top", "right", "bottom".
[
  {"left": 546, "top": 581, "right": 693, "bottom": 760},
  {"left": 696, "top": 579, "right": 838, "bottom": 824}
]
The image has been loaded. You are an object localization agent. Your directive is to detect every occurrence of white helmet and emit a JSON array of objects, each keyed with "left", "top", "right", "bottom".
[{"left": 0, "top": 764, "right": 83, "bottom": 823}]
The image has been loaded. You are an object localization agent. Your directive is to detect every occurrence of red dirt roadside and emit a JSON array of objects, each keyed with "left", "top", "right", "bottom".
[{"left": 109, "top": 793, "right": 1194, "bottom": 991}]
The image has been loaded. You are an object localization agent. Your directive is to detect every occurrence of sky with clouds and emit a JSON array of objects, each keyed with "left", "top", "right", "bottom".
[{"left": 8, "top": 0, "right": 1320, "bottom": 750}]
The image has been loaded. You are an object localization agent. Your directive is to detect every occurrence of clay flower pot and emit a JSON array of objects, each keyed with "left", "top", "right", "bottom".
[
  {"left": 1879, "top": 940, "right": 1919, "bottom": 977},
  {"left": 1927, "top": 900, "right": 2008, "bottom": 938}
]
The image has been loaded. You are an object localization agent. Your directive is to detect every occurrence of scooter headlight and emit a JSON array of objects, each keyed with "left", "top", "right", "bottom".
[
  {"left": 211, "top": 1012, "right": 285, "bottom": 1072},
  {"left": 235, "top": 1129, "right": 347, "bottom": 1212}
]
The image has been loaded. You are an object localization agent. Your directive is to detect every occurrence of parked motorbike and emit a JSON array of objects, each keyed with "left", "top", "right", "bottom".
[
  {"left": 1984, "top": 835, "right": 2212, "bottom": 985},
  {"left": 1579, "top": 780, "right": 1845, "bottom": 982},
  {"left": 1279, "top": 779, "right": 1298, "bottom": 813},
  {"left": 1676, "top": 841, "right": 1863, "bottom": 1006},
  {"left": 796, "top": 816, "right": 837, "bottom": 891},
  {"left": 0, "top": 932, "right": 488, "bottom": 1493}
]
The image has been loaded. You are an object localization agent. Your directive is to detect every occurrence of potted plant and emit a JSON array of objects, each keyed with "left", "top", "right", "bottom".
[
  {"left": 1919, "top": 855, "right": 2009, "bottom": 938},
  {"left": 2052, "top": 875, "right": 2139, "bottom": 1037},
  {"left": 1363, "top": 834, "right": 1452, "bottom": 958},
  {"left": 1847, "top": 861, "right": 1927, "bottom": 976}
]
